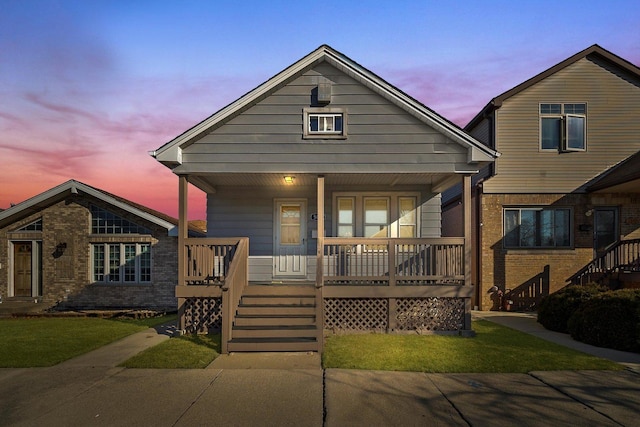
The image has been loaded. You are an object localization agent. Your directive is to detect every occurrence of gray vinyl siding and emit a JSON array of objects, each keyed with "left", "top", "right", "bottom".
[
  {"left": 484, "top": 56, "right": 640, "bottom": 194},
  {"left": 207, "top": 185, "right": 441, "bottom": 280},
  {"left": 180, "top": 63, "right": 471, "bottom": 174}
]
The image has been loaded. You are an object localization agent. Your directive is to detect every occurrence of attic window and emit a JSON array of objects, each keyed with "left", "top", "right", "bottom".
[
  {"left": 16, "top": 218, "right": 43, "bottom": 232},
  {"left": 303, "top": 108, "right": 347, "bottom": 139},
  {"left": 90, "top": 205, "right": 151, "bottom": 235}
]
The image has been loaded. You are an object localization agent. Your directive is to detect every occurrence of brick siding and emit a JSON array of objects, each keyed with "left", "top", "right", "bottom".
[
  {"left": 0, "top": 195, "right": 177, "bottom": 310},
  {"left": 478, "top": 192, "right": 640, "bottom": 310}
]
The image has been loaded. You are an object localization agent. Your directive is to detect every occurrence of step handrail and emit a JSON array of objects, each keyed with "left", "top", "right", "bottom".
[{"left": 568, "top": 238, "right": 640, "bottom": 285}]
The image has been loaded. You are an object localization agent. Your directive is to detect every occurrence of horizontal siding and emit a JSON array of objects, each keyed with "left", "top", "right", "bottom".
[
  {"left": 181, "top": 62, "right": 470, "bottom": 174},
  {"left": 485, "top": 57, "right": 640, "bottom": 194},
  {"left": 207, "top": 184, "right": 442, "bottom": 270}
]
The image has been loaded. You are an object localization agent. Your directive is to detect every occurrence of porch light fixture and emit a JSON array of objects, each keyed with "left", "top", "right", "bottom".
[{"left": 283, "top": 176, "right": 295, "bottom": 184}]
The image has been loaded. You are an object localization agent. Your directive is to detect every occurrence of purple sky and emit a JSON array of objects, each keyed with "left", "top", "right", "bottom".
[{"left": 2, "top": 0, "right": 639, "bottom": 220}]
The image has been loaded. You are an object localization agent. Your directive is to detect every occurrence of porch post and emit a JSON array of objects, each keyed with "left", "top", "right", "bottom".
[
  {"left": 177, "top": 175, "right": 189, "bottom": 332},
  {"left": 316, "top": 176, "right": 325, "bottom": 351},
  {"left": 463, "top": 174, "right": 472, "bottom": 330}
]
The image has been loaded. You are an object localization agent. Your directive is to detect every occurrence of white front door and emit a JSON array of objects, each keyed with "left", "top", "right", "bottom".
[{"left": 274, "top": 200, "right": 307, "bottom": 278}]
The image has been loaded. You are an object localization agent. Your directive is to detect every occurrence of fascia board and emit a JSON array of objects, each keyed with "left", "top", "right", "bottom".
[{"left": 0, "top": 180, "right": 175, "bottom": 234}]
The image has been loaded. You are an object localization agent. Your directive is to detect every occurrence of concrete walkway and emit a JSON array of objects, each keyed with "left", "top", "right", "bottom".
[{"left": 1, "top": 313, "right": 639, "bottom": 426}]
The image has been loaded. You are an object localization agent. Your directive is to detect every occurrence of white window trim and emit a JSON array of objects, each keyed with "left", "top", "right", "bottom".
[
  {"left": 303, "top": 107, "right": 347, "bottom": 139},
  {"left": 91, "top": 242, "right": 152, "bottom": 284},
  {"left": 333, "top": 192, "right": 420, "bottom": 238}
]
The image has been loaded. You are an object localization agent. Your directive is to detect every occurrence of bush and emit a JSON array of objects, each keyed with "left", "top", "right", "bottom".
[
  {"left": 537, "top": 284, "right": 606, "bottom": 333},
  {"left": 568, "top": 289, "right": 640, "bottom": 352}
]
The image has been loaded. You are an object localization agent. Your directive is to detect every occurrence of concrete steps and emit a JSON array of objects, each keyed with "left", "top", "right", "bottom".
[{"left": 228, "top": 286, "right": 320, "bottom": 352}]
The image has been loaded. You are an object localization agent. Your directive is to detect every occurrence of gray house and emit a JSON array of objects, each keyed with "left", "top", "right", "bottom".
[{"left": 152, "top": 45, "right": 498, "bottom": 352}]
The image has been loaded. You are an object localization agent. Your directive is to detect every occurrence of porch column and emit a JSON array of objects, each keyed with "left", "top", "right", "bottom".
[
  {"left": 463, "top": 174, "right": 472, "bottom": 330},
  {"left": 316, "top": 176, "right": 325, "bottom": 351},
  {"left": 177, "top": 175, "right": 188, "bottom": 332},
  {"left": 316, "top": 176, "right": 325, "bottom": 288}
]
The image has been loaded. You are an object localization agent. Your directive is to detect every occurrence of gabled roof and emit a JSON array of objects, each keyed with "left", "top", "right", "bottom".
[
  {"left": 151, "top": 44, "right": 498, "bottom": 167},
  {"left": 0, "top": 180, "right": 203, "bottom": 236},
  {"left": 466, "top": 44, "right": 640, "bottom": 130},
  {"left": 586, "top": 150, "right": 640, "bottom": 193}
]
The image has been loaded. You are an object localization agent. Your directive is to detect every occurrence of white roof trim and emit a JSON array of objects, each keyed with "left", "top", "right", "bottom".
[
  {"left": 152, "top": 45, "right": 498, "bottom": 165},
  {"left": 0, "top": 180, "right": 176, "bottom": 234}
]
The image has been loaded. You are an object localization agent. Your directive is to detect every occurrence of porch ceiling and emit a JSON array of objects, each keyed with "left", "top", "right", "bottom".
[{"left": 189, "top": 173, "right": 459, "bottom": 190}]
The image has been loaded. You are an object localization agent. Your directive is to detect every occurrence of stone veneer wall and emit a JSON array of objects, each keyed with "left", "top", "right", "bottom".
[
  {"left": 478, "top": 192, "right": 640, "bottom": 310},
  {"left": 0, "top": 195, "right": 177, "bottom": 310}
]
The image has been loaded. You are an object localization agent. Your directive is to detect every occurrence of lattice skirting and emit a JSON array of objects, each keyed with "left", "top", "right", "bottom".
[
  {"left": 324, "top": 297, "right": 465, "bottom": 333},
  {"left": 182, "top": 297, "right": 223, "bottom": 334},
  {"left": 395, "top": 297, "right": 464, "bottom": 331},
  {"left": 324, "top": 298, "right": 388, "bottom": 331}
]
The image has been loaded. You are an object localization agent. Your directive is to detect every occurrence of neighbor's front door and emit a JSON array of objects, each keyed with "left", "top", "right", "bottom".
[
  {"left": 274, "top": 200, "right": 307, "bottom": 278},
  {"left": 593, "top": 207, "right": 618, "bottom": 257},
  {"left": 13, "top": 241, "right": 41, "bottom": 297}
]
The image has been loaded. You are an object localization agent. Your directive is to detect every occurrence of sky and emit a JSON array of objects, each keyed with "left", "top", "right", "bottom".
[{"left": 1, "top": 0, "right": 639, "bottom": 220}]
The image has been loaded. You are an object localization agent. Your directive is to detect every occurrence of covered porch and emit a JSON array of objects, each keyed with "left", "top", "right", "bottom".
[{"left": 175, "top": 174, "right": 474, "bottom": 353}]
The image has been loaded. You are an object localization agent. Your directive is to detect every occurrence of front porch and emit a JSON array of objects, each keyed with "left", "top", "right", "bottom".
[{"left": 175, "top": 176, "right": 474, "bottom": 353}]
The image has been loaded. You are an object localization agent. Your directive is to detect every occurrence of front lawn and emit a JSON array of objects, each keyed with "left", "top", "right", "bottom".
[
  {"left": 120, "top": 334, "right": 221, "bottom": 369},
  {"left": 322, "top": 320, "right": 623, "bottom": 373},
  {"left": 0, "top": 314, "right": 175, "bottom": 368}
]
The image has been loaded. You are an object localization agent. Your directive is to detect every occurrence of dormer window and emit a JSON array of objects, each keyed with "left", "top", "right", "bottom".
[
  {"left": 540, "top": 103, "right": 586, "bottom": 151},
  {"left": 303, "top": 108, "right": 347, "bottom": 139}
]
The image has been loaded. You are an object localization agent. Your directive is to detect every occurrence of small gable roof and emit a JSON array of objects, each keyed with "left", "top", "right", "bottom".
[
  {"left": 466, "top": 44, "right": 640, "bottom": 130},
  {"left": 0, "top": 180, "right": 202, "bottom": 236},
  {"left": 152, "top": 44, "right": 497, "bottom": 167}
]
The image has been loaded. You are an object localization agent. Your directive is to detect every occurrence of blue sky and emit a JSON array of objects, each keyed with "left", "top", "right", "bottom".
[{"left": 1, "top": 0, "right": 639, "bottom": 219}]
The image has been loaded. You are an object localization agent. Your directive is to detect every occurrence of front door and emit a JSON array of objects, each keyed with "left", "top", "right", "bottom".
[
  {"left": 593, "top": 207, "right": 618, "bottom": 256},
  {"left": 12, "top": 241, "right": 42, "bottom": 297},
  {"left": 274, "top": 200, "right": 307, "bottom": 278}
]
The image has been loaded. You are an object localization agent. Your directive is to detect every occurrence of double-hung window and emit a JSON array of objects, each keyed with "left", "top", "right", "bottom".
[
  {"left": 504, "top": 207, "right": 571, "bottom": 248},
  {"left": 335, "top": 194, "right": 418, "bottom": 238},
  {"left": 540, "top": 103, "right": 586, "bottom": 151}
]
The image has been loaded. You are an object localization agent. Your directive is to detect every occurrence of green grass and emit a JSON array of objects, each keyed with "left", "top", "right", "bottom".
[
  {"left": 0, "top": 314, "right": 176, "bottom": 368},
  {"left": 120, "top": 334, "right": 221, "bottom": 369},
  {"left": 322, "top": 320, "right": 623, "bottom": 373}
]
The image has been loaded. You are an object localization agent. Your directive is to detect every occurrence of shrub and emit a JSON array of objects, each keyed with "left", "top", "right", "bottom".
[
  {"left": 537, "top": 284, "right": 606, "bottom": 333},
  {"left": 568, "top": 289, "right": 640, "bottom": 352}
]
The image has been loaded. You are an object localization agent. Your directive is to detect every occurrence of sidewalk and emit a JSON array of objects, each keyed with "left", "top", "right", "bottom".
[{"left": 1, "top": 315, "right": 639, "bottom": 426}]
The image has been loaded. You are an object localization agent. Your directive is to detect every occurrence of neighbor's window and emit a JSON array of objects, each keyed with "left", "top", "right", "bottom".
[
  {"left": 91, "top": 205, "right": 151, "bottom": 234},
  {"left": 504, "top": 207, "right": 571, "bottom": 248},
  {"left": 16, "top": 218, "right": 43, "bottom": 232},
  {"left": 540, "top": 103, "right": 586, "bottom": 151},
  {"left": 303, "top": 108, "right": 347, "bottom": 138},
  {"left": 92, "top": 243, "right": 151, "bottom": 283}
]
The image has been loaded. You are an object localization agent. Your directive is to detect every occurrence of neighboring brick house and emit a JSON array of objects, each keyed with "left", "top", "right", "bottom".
[
  {"left": 443, "top": 45, "right": 640, "bottom": 311},
  {"left": 0, "top": 180, "right": 203, "bottom": 312}
]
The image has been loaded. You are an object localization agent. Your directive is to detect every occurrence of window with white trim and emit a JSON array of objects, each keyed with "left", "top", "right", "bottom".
[
  {"left": 303, "top": 108, "right": 347, "bottom": 139},
  {"left": 540, "top": 103, "right": 586, "bottom": 151},
  {"left": 92, "top": 243, "right": 151, "bottom": 283},
  {"left": 335, "top": 194, "right": 418, "bottom": 238},
  {"left": 90, "top": 205, "right": 151, "bottom": 234},
  {"left": 15, "top": 218, "right": 43, "bottom": 231},
  {"left": 504, "top": 207, "right": 571, "bottom": 248}
]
